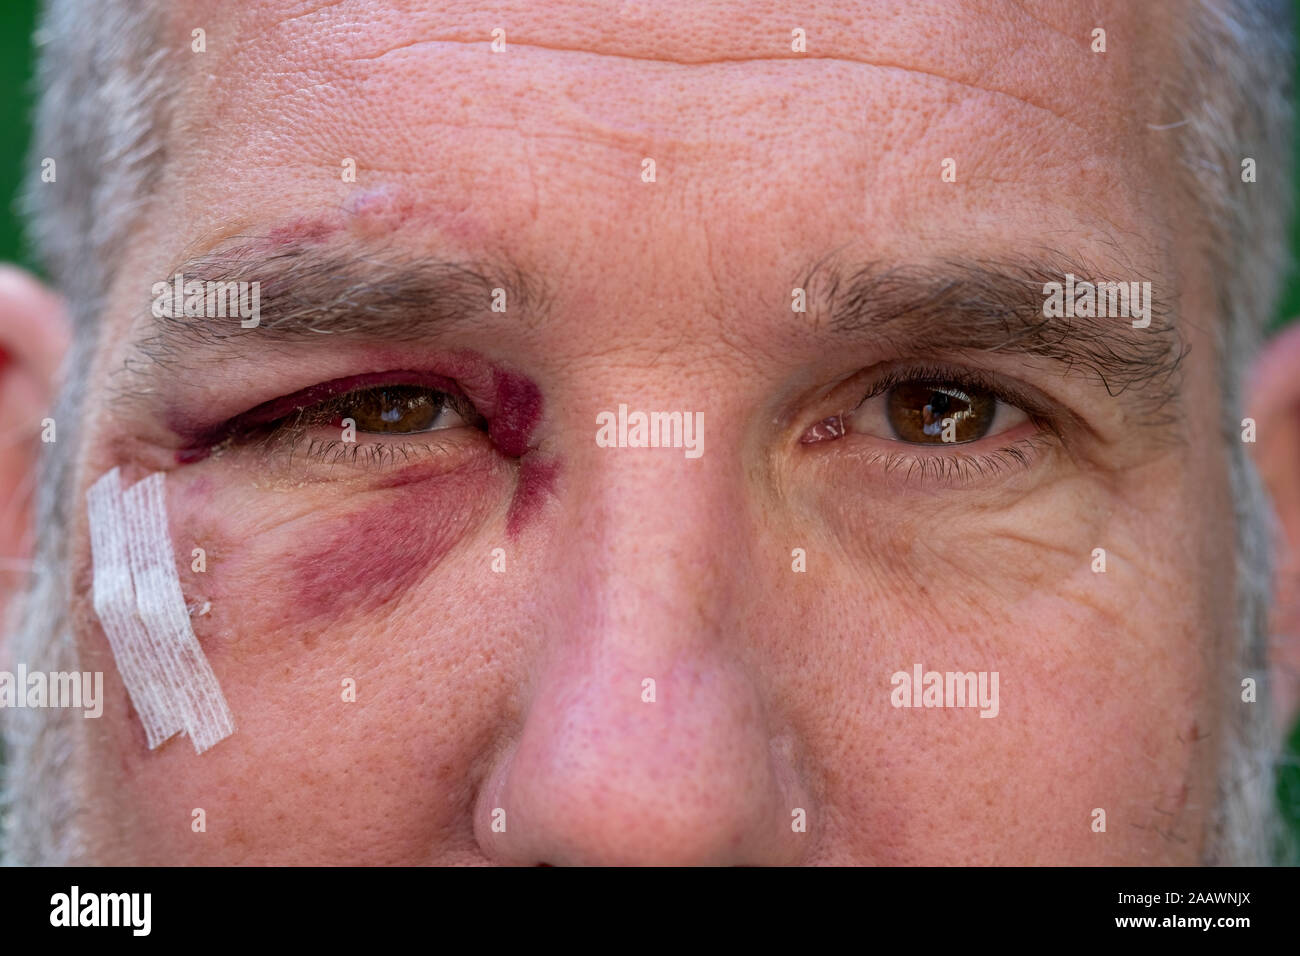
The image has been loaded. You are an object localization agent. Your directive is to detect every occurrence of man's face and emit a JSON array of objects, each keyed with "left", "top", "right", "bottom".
[{"left": 68, "top": 0, "right": 1233, "bottom": 863}]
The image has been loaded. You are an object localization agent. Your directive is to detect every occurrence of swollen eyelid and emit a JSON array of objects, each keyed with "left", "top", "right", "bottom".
[{"left": 176, "top": 379, "right": 483, "bottom": 464}]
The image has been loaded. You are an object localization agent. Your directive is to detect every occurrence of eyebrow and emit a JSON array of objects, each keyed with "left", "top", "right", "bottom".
[
  {"left": 122, "top": 238, "right": 1186, "bottom": 427},
  {"left": 125, "top": 238, "right": 539, "bottom": 364},
  {"left": 798, "top": 252, "right": 1186, "bottom": 424}
]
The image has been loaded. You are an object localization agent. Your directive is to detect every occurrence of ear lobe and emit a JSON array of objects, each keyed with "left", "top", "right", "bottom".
[
  {"left": 1247, "top": 321, "right": 1300, "bottom": 732},
  {"left": 0, "top": 265, "right": 70, "bottom": 643}
]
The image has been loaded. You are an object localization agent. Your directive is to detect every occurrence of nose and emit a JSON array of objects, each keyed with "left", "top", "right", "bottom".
[{"left": 475, "top": 411, "right": 811, "bottom": 864}]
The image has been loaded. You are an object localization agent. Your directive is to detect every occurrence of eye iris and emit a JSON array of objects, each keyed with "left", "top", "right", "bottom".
[
  {"left": 345, "top": 386, "right": 444, "bottom": 433},
  {"left": 886, "top": 381, "right": 995, "bottom": 443}
]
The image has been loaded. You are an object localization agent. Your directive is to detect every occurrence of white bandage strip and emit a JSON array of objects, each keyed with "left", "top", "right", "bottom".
[
  {"left": 87, "top": 468, "right": 235, "bottom": 754},
  {"left": 87, "top": 470, "right": 177, "bottom": 748}
]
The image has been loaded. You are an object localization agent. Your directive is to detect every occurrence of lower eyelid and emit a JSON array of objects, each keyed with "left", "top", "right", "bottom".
[
  {"left": 799, "top": 414, "right": 1055, "bottom": 491},
  {"left": 293, "top": 437, "right": 465, "bottom": 467},
  {"left": 215, "top": 414, "right": 492, "bottom": 476},
  {"left": 246, "top": 429, "right": 497, "bottom": 480},
  {"left": 839, "top": 431, "right": 1057, "bottom": 486}
]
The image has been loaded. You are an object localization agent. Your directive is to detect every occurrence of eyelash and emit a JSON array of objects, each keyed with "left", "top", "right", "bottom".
[
  {"left": 851, "top": 363, "right": 1054, "bottom": 421},
  {"left": 842, "top": 432, "right": 1058, "bottom": 484},
  {"left": 214, "top": 384, "right": 485, "bottom": 466},
  {"left": 281, "top": 435, "right": 467, "bottom": 468},
  {"left": 831, "top": 362, "right": 1063, "bottom": 485}
]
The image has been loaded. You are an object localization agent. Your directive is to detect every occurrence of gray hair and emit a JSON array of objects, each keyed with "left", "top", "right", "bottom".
[
  {"left": 2, "top": 0, "right": 169, "bottom": 863},
  {"left": 1168, "top": 0, "right": 1294, "bottom": 864},
  {"left": 2, "top": 0, "right": 1294, "bottom": 863}
]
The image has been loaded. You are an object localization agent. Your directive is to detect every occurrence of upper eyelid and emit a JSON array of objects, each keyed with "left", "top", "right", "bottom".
[
  {"left": 850, "top": 362, "right": 1056, "bottom": 422},
  {"left": 225, "top": 392, "right": 487, "bottom": 468},
  {"left": 197, "top": 375, "right": 477, "bottom": 443},
  {"left": 174, "top": 378, "right": 484, "bottom": 465}
]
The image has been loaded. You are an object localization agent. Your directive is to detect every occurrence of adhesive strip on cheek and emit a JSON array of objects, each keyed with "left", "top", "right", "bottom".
[
  {"left": 87, "top": 468, "right": 235, "bottom": 754},
  {"left": 121, "top": 473, "right": 236, "bottom": 753},
  {"left": 86, "top": 470, "right": 178, "bottom": 749}
]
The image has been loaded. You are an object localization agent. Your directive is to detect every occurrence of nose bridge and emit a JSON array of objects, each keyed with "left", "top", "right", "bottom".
[
  {"left": 472, "top": 386, "right": 810, "bottom": 864},
  {"left": 565, "top": 417, "right": 741, "bottom": 650},
  {"left": 553, "top": 415, "right": 753, "bottom": 698}
]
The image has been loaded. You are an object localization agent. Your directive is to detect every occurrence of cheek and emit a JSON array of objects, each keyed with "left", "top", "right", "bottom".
[
  {"left": 285, "top": 469, "right": 495, "bottom": 626},
  {"left": 86, "top": 455, "right": 525, "bottom": 863},
  {"left": 752, "top": 499, "right": 1212, "bottom": 862},
  {"left": 173, "top": 455, "right": 509, "bottom": 647}
]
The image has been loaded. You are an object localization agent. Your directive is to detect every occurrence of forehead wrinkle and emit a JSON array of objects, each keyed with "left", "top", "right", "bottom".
[
  {"left": 311, "top": 30, "right": 1087, "bottom": 135},
  {"left": 183, "top": 0, "right": 1148, "bottom": 135}
]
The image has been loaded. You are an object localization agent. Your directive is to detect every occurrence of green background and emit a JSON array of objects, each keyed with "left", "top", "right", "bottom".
[{"left": 0, "top": 2, "right": 1298, "bottom": 860}]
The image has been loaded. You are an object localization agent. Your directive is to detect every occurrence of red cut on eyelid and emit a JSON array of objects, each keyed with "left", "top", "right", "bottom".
[
  {"left": 177, "top": 370, "right": 463, "bottom": 448},
  {"left": 174, "top": 372, "right": 461, "bottom": 462}
]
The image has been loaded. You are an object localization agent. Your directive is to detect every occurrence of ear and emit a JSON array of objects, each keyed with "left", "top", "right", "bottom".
[
  {"left": 0, "top": 266, "right": 70, "bottom": 642},
  {"left": 1247, "top": 321, "right": 1300, "bottom": 734}
]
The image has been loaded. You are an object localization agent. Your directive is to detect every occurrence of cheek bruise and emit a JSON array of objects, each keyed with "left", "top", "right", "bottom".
[
  {"left": 185, "top": 455, "right": 504, "bottom": 642},
  {"left": 286, "top": 463, "right": 501, "bottom": 634}
]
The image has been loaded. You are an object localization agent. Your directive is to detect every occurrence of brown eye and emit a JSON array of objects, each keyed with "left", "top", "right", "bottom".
[
  {"left": 846, "top": 377, "right": 1028, "bottom": 445},
  {"left": 886, "top": 381, "right": 995, "bottom": 443},
  {"left": 332, "top": 385, "right": 480, "bottom": 434}
]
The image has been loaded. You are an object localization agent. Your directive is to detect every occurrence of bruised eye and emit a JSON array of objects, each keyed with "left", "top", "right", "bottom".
[
  {"left": 174, "top": 374, "right": 494, "bottom": 467},
  {"left": 326, "top": 385, "right": 482, "bottom": 434},
  {"left": 851, "top": 379, "right": 1027, "bottom": 445}
]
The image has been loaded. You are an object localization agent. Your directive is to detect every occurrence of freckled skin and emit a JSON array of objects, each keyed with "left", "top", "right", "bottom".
[{"left": 65, "top": 0, "right": 1240, "bottom": 864}]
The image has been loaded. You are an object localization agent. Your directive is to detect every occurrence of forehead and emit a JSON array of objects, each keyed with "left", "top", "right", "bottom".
[{"left": 154, "top": 0, "right": 1182, "bottom": 282}]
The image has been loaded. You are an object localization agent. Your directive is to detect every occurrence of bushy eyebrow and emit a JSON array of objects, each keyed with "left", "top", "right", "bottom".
[
  {"left": 799, "top": 252, "right": 1187, "bottom": 425},
  {"left": 123, "top": 238, "right": 540, "bottom": 368},
  {"left": 106, "top": 236, "right": 547, "bottom": 423},
  {"left": 119, "top": 237, "right": 1186, "bottom": 431}
]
